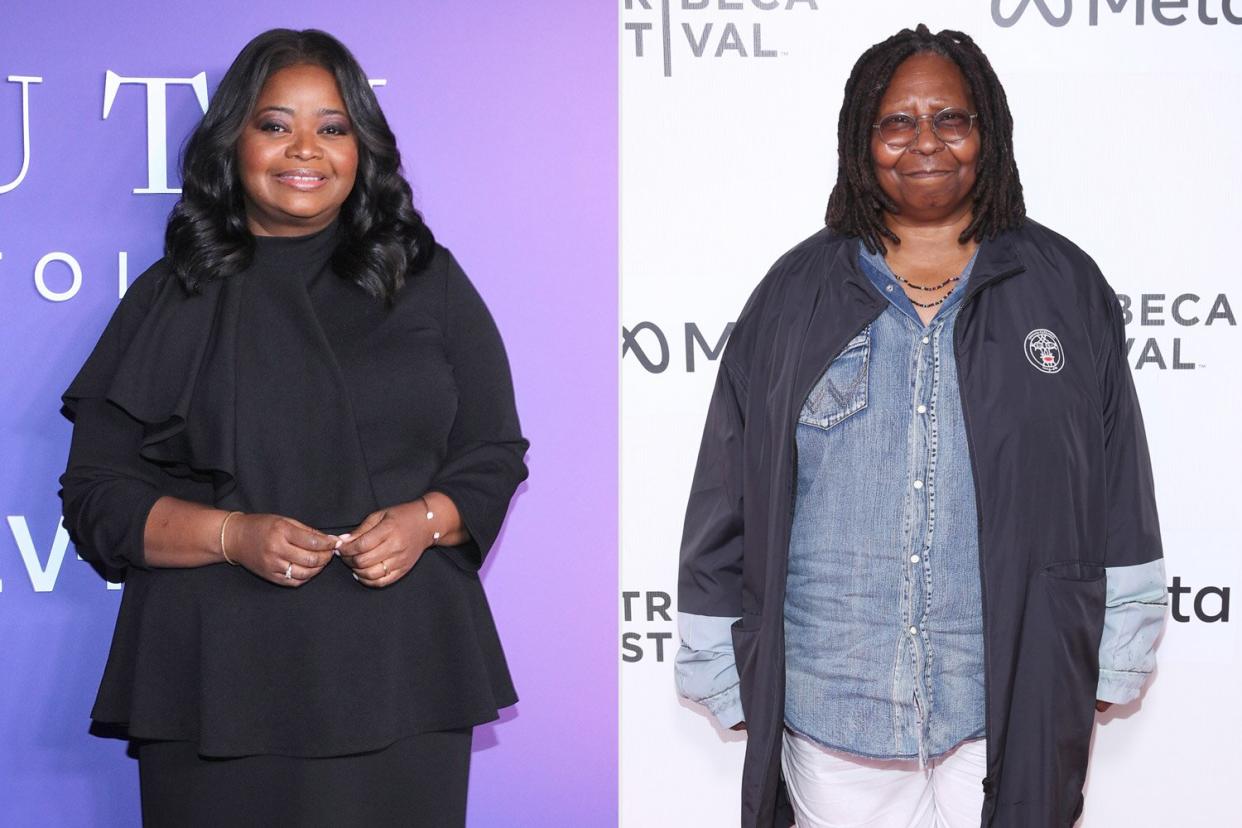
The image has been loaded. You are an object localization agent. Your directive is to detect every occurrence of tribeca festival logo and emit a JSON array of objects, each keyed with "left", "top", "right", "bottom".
[
  {"left": 621, "top": 590, "right": 675, "bottom": 662},
  {"left": 623, "top": 0, "right": 820, "bottom": 78},
  {"left": 1118, "top": 292, "right": 1235, "bottom": 369},
  {"left": 992, "top": 0, "right": 1242, "bottom": 27}
]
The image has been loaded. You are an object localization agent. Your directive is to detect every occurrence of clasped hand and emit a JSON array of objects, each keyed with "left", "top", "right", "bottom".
[
  {"left": 227, "top": 503, "right": 433, "bottom": 589},
  {"left": 337, "top": 502, "right": 434, "bottom": 588}
]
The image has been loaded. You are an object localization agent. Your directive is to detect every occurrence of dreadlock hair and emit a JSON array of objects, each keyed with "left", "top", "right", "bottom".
[{"left": 825, "top": 24, "right": 1025, "bottom": 254}]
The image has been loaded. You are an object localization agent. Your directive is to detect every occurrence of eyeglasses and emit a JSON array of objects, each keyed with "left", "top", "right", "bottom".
[{"left": 872, "top": 107, "right": 978, "bottom": 149}]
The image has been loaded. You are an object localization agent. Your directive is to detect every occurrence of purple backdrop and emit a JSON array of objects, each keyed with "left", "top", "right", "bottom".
[{"left": 0, "top": 3, "right": 616, "bottom": 824}]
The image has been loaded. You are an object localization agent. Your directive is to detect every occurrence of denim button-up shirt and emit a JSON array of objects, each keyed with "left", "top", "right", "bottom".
[
  {"left": 783, "top": 247, "right": 983, "bottom": 763},
  {"left": 674, "top": 241, "right": 1166, "bottom": 748}
]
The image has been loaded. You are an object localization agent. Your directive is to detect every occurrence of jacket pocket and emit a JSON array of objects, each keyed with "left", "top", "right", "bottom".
[
  {"left": 1039, "top": 561, "right": 1106, "bottom": 699},
  {"left": 1042, "top": 560, "right": 1106, "bottom": 583},
  {"left": 997, "top": 560, "right": 1106, "bottom": 821},
  {"left": 798, "top": 327, "right": 870, "bottom": 431}
]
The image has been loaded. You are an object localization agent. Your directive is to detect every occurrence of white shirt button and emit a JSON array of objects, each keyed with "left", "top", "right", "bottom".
[
  {"left": 910, "top": 554, "right": 920, "bottom": 563},
  {"left": 913, "top": 479, "right": 924, "bottom": 490},
  {"left": 909, "top": 626, "right": 919, "bottom": 635},
  {"left": 921, "top": 336, "right": 930, "bottom": 344},
  {"left": 886, "top": 285, "right": 894, "bottom": 293},
  {"left": 916, "top": 404, "right": 927, "bottom": 414}
]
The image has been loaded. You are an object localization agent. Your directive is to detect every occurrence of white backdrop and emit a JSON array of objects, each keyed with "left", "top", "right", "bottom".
[{"left": 619, "top": 1, "right": 1240, "bottom": 825}]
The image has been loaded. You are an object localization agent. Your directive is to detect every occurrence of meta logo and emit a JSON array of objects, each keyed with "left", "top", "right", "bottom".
[
  {"left": 621, "top": 590, "right": 675, "bottom": 662},
  {"left": 622, "top": 321, "right": 735, "bottom": 373},
  {"left": 623, "top": 0, "right": 819, "bottom": 78},
  {"left": 1, "top": 71, "right": 387, "bottom": 196},
  {"left": 1118, "top": 292, "right": 1235, "bottom": 370},
  {"left": 1168, "top": 577, "right": 1229, "bottom": 623},
  {"left": 992, "top": 0, "right": 1242, "bottom": 27}
]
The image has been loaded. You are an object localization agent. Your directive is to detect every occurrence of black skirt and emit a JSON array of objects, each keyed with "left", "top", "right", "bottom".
[{"left": 137, "top": 728, "right": 472, "bottom": 828}]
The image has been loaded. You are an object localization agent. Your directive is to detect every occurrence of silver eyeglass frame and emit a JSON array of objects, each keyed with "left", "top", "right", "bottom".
[{"left": 871, "top": 107, "right": 979, "bottom": 149}]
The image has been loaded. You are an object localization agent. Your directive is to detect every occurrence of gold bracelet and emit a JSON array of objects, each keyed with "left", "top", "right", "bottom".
[{"left": 219, "top": 510, "right": 243, "bottom": 565}]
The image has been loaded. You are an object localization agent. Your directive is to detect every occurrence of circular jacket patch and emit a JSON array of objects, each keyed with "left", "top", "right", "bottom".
[{"left": 1024, "top": 328, "right": 1065, "bottom": 374}]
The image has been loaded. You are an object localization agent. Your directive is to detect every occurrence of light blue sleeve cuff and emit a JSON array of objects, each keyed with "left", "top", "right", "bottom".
[
  {"left": 703, "top": 687, "right": 744, "bottom": 730},
  {"left": 1097, "top": 668, "right": 1146, "bottom": 705},
  {"left": 675, "top": 612, "right": 744, "bottom": 729},
  {"left": 1097, "top": 558, "right": 1168, "bottom": 702}
]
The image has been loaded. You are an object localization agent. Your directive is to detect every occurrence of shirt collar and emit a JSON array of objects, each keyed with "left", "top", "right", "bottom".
[{"left": 856, "top": 241, "right": 980, "bottom": 327}]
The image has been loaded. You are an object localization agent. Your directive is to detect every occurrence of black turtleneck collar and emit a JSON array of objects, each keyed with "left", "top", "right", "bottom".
[{"left": 250, "top": 219, "right": 341, "bottom": 269}]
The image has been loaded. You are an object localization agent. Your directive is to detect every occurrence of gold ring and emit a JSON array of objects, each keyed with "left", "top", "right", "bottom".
[{"left": 382, "top": 560, "right": 389, "bottom": 576}]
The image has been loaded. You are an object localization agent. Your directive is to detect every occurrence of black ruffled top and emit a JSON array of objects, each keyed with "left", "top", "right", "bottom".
[{"left": 59, "top": 224, "right": 529, "bottom": 757}]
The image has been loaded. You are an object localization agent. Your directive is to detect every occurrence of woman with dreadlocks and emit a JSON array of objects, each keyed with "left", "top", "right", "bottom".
[{"left": 675, "top": 24, "right": 1166, "bottom": 828}]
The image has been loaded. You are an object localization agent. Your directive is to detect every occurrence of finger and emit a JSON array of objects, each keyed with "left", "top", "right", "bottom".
[
  {"left": 348, "top": 511, "right": 385, "bottom": 538},
  {"left": 353, "top": 545, "right": 410, "bottom": 584},
  {"left": 281, "top": 522, "right": 337, "bottom": 551},
  {"left": 358, "top": 533, "right": 412, "bottom": 570},
  {"left": 340, "top": 523, "right": 390, "bottom": 557},
  {"left": 354, "top": 562, "right": 403, "bottom": 589},
  {"left": 278, "top": 516, "right": 339, "bottom": 546},
  {"left": 353, "top": 548, "right": 423, "bottom": 588},
  {"left": 273, "top": 540, "right": 333, "bottom": 570},
  {"left": 341, "top": 515, "right": 387, "bottom": 549},
  {"left": 346, "top": 540, "right": 401, "bottom": 572},
  {"left": 285, "top": 526, "right": 339, "bottom": 553},
  {"left": 274, "top": 561, "right": 323, "bottom": 586},
  {"left": 285, "top": 548, "right": 333, "bottom": 569},
  {"left": 353, "top": 558, "right": 392, "bottom": 583}
]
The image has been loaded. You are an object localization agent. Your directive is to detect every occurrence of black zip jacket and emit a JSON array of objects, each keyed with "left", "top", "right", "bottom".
[{"left": 678, "top": 219, "right": 1163, "bottom": 827}]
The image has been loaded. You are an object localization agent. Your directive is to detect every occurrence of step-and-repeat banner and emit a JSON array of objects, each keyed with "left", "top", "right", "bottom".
[
  {"left": 621, "top": 1, "right": 1237, "bottom": 825},
  {"left": 0, "top": 3, "right": 616, "bottom": 825}
]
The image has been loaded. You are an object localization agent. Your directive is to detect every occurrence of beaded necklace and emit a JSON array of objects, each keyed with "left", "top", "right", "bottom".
[{"left": 891, "top": 270, "right": 961, "bottom": 309}]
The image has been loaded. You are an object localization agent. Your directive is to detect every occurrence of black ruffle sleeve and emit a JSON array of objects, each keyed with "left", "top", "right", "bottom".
[{"left": 59, "top": 264, "right": 174, "bottom": 570}]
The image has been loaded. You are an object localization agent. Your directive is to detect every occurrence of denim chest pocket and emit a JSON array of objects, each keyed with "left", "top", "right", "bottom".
[{"left": 799, "top": 326, "right": 870, "bottom": 431}]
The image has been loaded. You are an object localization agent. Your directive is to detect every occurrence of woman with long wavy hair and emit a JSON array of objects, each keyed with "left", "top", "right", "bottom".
[{"left": 59, "top": 28, "right": 527, "bottom": 826}]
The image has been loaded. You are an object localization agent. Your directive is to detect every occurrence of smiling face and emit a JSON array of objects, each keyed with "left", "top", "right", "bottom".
[
  {"left": 236, "top": 63, "right": 359, "bottom": 237},
  {"left": 870, "top": 52, "right": 980, "bottom": 228}
]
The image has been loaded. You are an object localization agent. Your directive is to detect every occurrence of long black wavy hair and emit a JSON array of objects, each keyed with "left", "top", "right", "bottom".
[
  {"left": 825, "top": 24, "right": 1025, "bottom": 254},
  {"left": 165, "top": 28, "right": 434, "bottom": 301}
]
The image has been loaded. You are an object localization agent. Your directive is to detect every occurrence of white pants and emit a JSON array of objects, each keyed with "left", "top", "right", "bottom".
[{"left": 781, "top": 729, "right": 986, "bottom": 828}]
